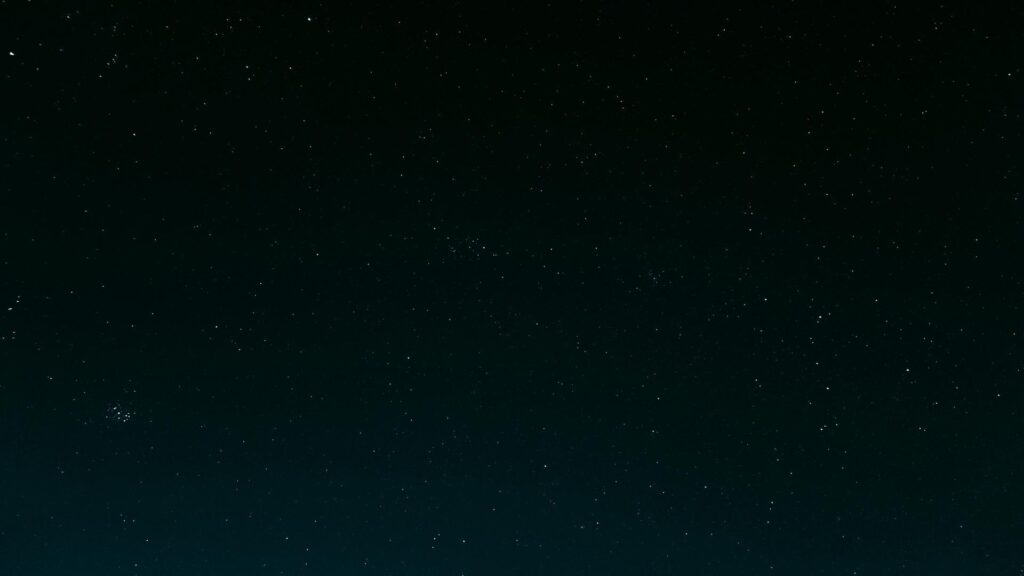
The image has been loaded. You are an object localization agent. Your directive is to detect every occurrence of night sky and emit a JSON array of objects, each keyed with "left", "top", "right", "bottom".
[{"left": 2, "top": 2, "right": 1023, "bottom": 575}]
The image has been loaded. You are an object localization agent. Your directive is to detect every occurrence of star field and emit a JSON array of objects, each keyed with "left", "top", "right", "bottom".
[{"left": 1, "top": 2, "right": 1023, "bottom": 575}]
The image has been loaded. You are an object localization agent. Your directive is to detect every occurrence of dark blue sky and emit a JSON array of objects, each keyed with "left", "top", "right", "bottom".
[{"left": 1, "top": 2, "right": 1022, "bottom": 574}]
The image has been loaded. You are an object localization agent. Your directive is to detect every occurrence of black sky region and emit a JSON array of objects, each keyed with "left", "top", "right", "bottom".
[{"left": 2, "top": 2, "right": 1023, "bottom": 575}]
